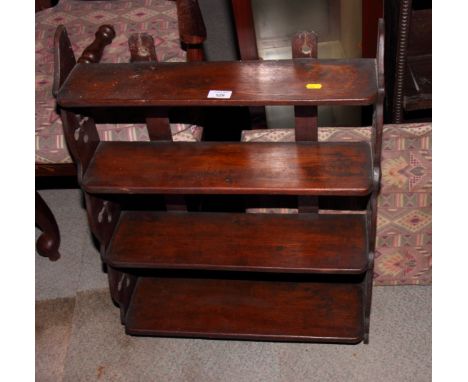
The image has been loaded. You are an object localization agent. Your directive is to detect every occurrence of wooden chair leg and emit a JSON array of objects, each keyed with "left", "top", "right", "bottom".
[{"left": 35, "top": 191, "right": 61, "bottom": 261}]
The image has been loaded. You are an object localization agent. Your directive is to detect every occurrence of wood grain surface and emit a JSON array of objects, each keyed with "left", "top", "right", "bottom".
[
  {"left": 57, "top": 59, "right": 378, "bottom": 107},
  {"left": 125, "top": 276, "right": 364, "bottom": 343},
  {"left": 82, "top": 141, "right": 373, "bottom": 195},
  {"left": 106, "top": 211, "right": 368, "bottom": 274}
]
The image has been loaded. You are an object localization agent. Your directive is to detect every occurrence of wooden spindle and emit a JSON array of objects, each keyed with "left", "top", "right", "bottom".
[{"left": 78, "top": 25, "right": 116, "bottom": 64}]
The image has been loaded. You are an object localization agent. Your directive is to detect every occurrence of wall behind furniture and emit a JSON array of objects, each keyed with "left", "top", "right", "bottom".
[{"left": 198, "top": 0, "right": 239, "bottom": 61}]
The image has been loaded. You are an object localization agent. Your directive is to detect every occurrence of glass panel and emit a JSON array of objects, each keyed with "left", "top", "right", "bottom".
[{"left": 251, "top": 0, "right": 363, "bottom": 127}]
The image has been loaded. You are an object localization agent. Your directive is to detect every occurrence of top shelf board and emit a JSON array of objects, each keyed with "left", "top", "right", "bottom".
[{"left": 57, "top": 59, "right": 378, "bottom": 108}]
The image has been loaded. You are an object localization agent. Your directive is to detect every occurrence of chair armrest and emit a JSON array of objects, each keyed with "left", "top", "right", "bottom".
[{"left": 175, "top": 0, "right": 207, "bottom": 45}]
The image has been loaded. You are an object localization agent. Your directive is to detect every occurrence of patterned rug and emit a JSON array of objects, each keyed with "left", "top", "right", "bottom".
[{"left": 242, "top": 123, "right": 432, "bottom": 285}]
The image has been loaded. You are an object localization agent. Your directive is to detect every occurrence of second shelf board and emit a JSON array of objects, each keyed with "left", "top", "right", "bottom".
[
  {"left": 125, "top": 276, "right": 364, "bottom": 343},
  {"left": 106, "top": 211, "right": 368, "bottom": 274},
  {"left": 57, "top": 58, "right": 378, "bottom": 107},
  {"left": 83, "top": 141, "right": 373, "bottom": 195}
]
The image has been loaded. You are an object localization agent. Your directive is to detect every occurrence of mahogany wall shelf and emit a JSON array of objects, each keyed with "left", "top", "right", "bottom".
[{"left": 56, "top": 21, "right": 385, "bottom": 344}]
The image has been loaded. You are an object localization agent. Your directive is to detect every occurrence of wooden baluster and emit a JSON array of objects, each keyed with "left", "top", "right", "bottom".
[
  {"left": 293, "top": 31, "right": 319, "bottom": 213},
  {"left": 78, "top": 25, "right": 116, "bottom": 64}
]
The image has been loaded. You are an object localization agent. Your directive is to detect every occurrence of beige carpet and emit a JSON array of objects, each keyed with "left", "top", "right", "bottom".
[{"left": 36, "top": 189, "right": 432, "bottom": 382}]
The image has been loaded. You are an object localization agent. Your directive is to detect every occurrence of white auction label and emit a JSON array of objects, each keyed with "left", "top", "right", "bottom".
[{"left": 207, "top": 90, "right": 232, "bottom": 99}]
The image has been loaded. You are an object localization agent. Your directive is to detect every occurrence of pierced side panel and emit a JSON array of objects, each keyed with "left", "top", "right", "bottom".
[
  {"left": 107, "top": 267, "right": 137, "bottom": 323},
  {"left": 60, "top": 110, "right": 100, "bottom": 182},
  {"left": 84, "top": 193, "right": 121, "bottom": 254},
  {"left": 53, "top": 25, "right": 76, "bottom": 98}
]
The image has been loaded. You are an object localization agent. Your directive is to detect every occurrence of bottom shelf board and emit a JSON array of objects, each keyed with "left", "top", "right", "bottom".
[{"left": 125, "top": 276, "right": 364, "bottom": 343}]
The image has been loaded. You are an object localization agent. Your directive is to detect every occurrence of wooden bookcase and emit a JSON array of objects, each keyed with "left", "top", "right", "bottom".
[{"left": 55, "top": 20, "right": 385, "bottom": 344}]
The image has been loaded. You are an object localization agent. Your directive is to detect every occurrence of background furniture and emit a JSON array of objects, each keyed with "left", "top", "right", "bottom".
[
  {"left": 35, "top": 0, "right": 206, "bottom": 260},
  {"left": 231, "top": 0, "right": 383, "bottom": 61},
  {"left": 384, "top": 0, "right": 432, "bottom": 123}
]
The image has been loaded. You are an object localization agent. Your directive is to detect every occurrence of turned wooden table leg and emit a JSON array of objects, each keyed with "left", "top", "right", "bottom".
[{"left": 35, "top": 191, "right": 60, "bottom": 261}]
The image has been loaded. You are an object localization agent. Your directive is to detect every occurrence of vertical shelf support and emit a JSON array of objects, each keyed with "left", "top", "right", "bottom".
[
  {"left": 292, "top": 31, "right": 319, "bottom": 214},
  {"left": 364, "top": 18, "right": 385, "bottom": 344}
]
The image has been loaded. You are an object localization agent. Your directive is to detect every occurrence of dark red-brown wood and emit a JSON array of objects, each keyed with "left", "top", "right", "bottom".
[
  {"left": 128, "top": 33, "right": 158, "bottom": 62},
  {"left": 292, "top": 31, "right": 319, "bottom": 212},
  {"left": 57, "top": 59, "right": 378, "bottom": 107},
  {"left": 231, "top": 0, "right": 259, "bottom": 60},
  {"left": 125, "top": 276, "right": 364, "bottom": 343},
  {"left": 77, "top": 25, "right": 116, "bottom": 64},
  {"left": 52, "top": 25, "right": 76, "bottom": 97},
  {"left": 35, "top": 191, "right": 60, "bottom": 261},
  {"left": 82, "top": 141, "right": 373, "bottom": 195},
  {"left": 292, "top": 31, "right": 318, "bottom": 142},
  {"left": 37, "top": 0, "right": 209, "bottom": 264},
  {"left": 47, "top": 16, "right": 386, "bottom": 345},
  {"left": 175, "top": 0, "right": 206, "bottom": 45},
  {"left": 106, "top": 211, "right": 368, "bottom": 274},
  {"left": 362, "top": 0, "right": 383, "bottom": 58},
  {"left": 35, "top": 163, "right": 76, "bottom": 177}
]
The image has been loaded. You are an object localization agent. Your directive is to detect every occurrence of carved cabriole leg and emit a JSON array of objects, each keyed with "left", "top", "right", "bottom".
[
  {"left": 35, "top": 191, "right": 60, "bottom": 261},
  {"left": 292, "top": 31, "right": 319, "bottom": 214}
]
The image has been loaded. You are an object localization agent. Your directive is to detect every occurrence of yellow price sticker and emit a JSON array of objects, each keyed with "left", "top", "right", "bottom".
[{"left": 306, "top": 83, "right": 322, "bottom": 89}]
